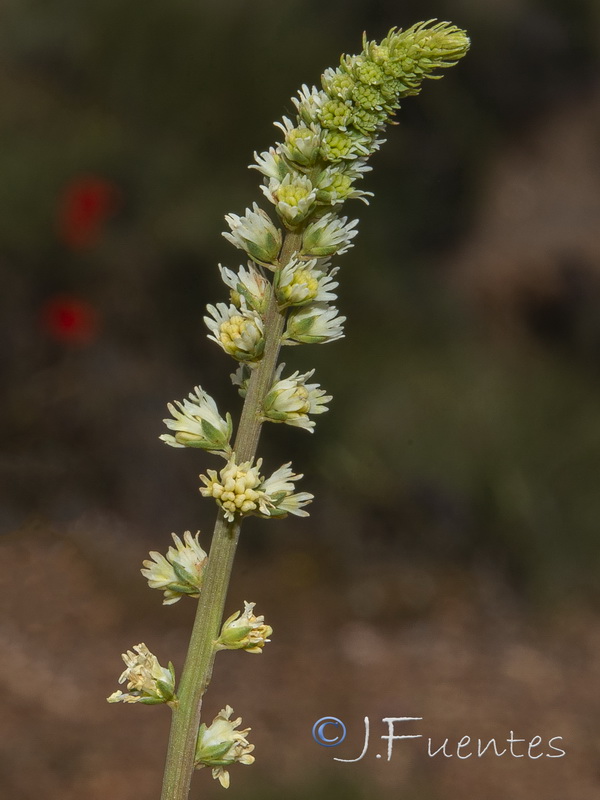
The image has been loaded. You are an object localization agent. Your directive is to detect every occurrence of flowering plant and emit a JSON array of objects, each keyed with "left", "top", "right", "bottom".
[{"left": 107, "top": 20, "right": 469, "bottom": 799}]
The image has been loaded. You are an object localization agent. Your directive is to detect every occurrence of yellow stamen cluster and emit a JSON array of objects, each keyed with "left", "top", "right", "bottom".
[
  {"left": 280, "top": 269, "right": 319, "bottom": 305},
  {"left": 200, "top": 459, "right": 264, "bottom": 521},
  {"left": 316, "top": 172, "right": 353, "bottom": 202},
  {"left": 277, "top": 183, "right": 311, "bottom": 208},
  {"left": 219, "top": 315, "right": 250, "bottom": 350}
]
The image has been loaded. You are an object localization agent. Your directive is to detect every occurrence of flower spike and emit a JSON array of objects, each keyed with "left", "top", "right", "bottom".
[{"left": 140, "top": 21, "right": 469, "bottom": 794}]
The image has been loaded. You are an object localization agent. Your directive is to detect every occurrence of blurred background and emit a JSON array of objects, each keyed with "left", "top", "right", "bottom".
[{"left": 2, "top": 0, "right": 600, "bottom": 797}]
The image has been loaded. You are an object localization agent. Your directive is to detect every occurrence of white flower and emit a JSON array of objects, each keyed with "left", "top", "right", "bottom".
[
  {"left": 319, "top": 128, "right": 371, "bottom": 162},
  {"left": 315, "top": 165, "right": 374, "bottom": 205},
  {"left": 141, "top": 531, "right": 208, "bottom": 605},
  {"left": 223, "top": 203, "right": 282, "bottom": 266},
  {"left": 275, "top": 257, "right": 339, "bottom": 308},
  {"left": 261, "top": 173, "right": 317, "bottom": 229},
  {"left": 283, "top": 302, "right": 346, "bottom": 344},
  {"left": 319, "top": 97, "right": 353, "bottom": 131},
  {"left": 107, "top": 643, "right": 175, "bottom": 705},
  {"left": 344, "top": 156, "right": 374, "bottom": 178},
  {"left": 321, "top": 66, "right": 355, "bottom": 101},
  {"left": 301, "top": 213, "right": 359, "bottom": 257},
  {"left": 195, "top": 705, "right": 255, "bottom": 789},
  {"left": 159, "top": 386, "right": 232, "bottom": 455},
  {"left": 250, "top": 146, "right": 289, "bottom": 181},
  {"left": 276, "top": 117, "right": 322, "bottom": 168},
  {"left": 200, "top": 457, "right": 313, "bottom": 521},
  {"left": 258, "top": 462, "right": 313, "bottom": 518},
  {"left": 262, "top": 365, "right": 331, "bottom": 432},
  {"left": 205, "top": 301, "right": 264, "bottom": 363},
  {"left": 272, "top": 490, "right": 315, "bottom": 517},
  {"left": 219, "top": 262, "right": 269, "bottom": 313},
  {"left": 292, "top": 83, "right": 328, "bottom": 125},
  {"left": 216, "top": 601, "right": 273, "bottom": 654}
]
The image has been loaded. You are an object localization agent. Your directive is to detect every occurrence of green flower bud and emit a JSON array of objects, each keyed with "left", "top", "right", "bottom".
[
  {"left": 322, "top": 67, "right": 355, "bottom": 100},
  {"left": 319, "top": 98, "right": 353, "bottom": 130},
  {"left": 382, "top": 21, "right": 471, "bottom": 96},
  {"left": 320, "top": 130, "right": 367, "bottom": 162},
  {"left": 352, "top": 107, "right": 384, "bottom": 134},
  {"left": 352, "top": 83, "right": 385, "bottom": 111},
  {"left": 353, "top": 58, "right": 385, "bottom": 86}
]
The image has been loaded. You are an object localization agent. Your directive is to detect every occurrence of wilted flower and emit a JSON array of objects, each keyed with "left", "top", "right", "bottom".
[
  {"left": 141, "top": 531, "right": 208, "bottom": 605},
  {"left": 107, "top": 643, "right": 175, "bottom": 705}
]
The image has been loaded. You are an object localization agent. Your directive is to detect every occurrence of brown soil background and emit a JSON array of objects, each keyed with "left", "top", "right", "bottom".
[{"left": 3, "top": 518, "right": 599, "bottom": 800}]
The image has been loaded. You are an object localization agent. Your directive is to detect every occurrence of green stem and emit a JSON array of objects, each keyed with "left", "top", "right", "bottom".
[{"left": 160, "top": 230, "right": 302, "bottom": 800}]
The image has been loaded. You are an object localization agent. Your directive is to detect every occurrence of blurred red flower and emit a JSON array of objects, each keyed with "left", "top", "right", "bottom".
[
  {"left": 41, "top": 295, "right": 99, "bottom": 346},
  {"left": 57, "top": 176, "right": 118, "bottom": 250}
]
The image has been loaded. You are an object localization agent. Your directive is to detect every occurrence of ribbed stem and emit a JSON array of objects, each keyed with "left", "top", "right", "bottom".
[{"left": 160, "top": 230, "right": 302, "bottom": 800}]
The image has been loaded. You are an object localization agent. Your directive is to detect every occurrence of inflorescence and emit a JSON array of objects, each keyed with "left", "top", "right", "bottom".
[{"left": 108, "top": 20, "right": 469, "bottom": 790}]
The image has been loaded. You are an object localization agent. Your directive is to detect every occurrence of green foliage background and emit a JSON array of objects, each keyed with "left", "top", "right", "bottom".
[
  {"left": 3, "top": 2, "right": 600, "bottom": 798},
  {"left": 2, "top": 0, "right": 600, "bottom": 596}
]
